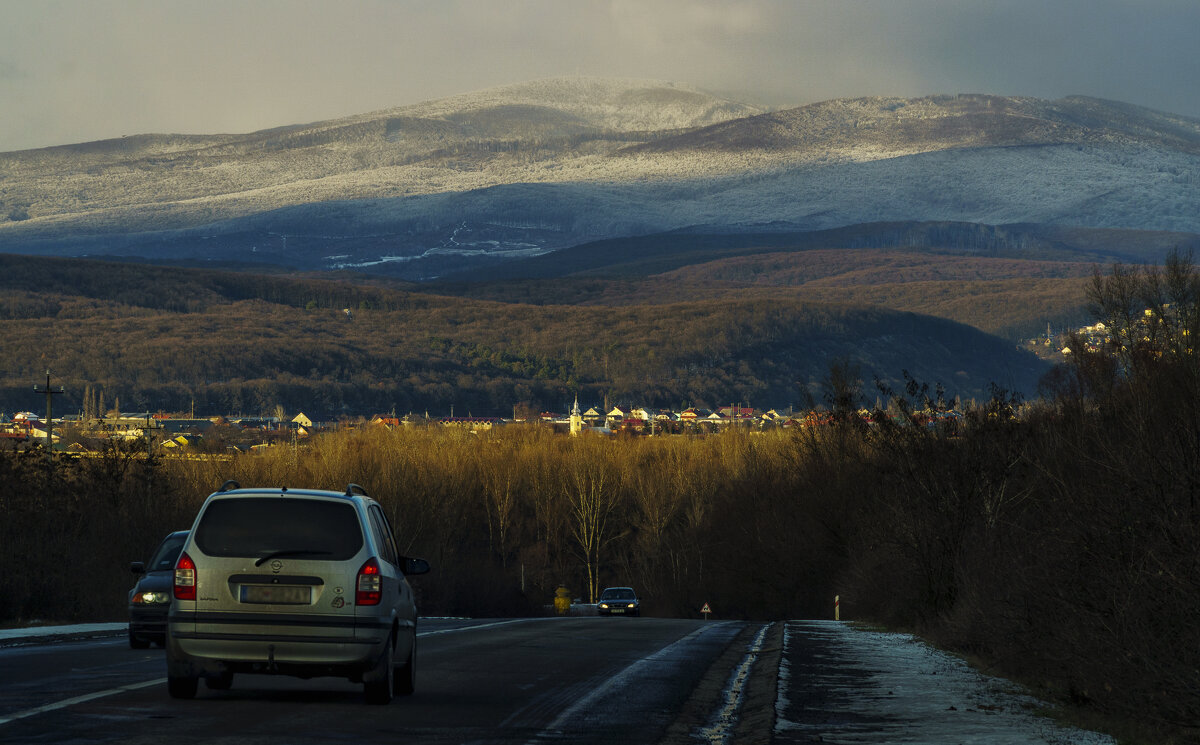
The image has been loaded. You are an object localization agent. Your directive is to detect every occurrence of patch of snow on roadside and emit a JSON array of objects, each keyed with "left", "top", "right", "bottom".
[{"left": 774, "top": 620, "right": 1115, "bottom": 745}]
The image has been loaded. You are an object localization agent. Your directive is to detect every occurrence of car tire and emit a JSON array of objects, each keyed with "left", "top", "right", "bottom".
[
  {"left": 167, "top": 674, "right": 199, "bottom": 699},
  {"left": 363, "top": 638, "right": 395, "bottom": 705},
  {"left": 205, "top": 672, "right": 234, "bottom": 690},
  {"left": 128, "top": 631, "right": 150, "bottom": 649},
  {"left": 394, "top": 635, "right": 415, "bottom": 696}
]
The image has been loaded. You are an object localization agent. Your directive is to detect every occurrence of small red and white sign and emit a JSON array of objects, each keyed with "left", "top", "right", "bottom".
[{"left": 700, "top": 602, "right": 712, "bottom": 618}]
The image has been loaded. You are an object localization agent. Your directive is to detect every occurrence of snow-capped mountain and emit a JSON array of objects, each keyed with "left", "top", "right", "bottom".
[{"left": 1, "top": 80, "right": 1197, "bottom": 279}]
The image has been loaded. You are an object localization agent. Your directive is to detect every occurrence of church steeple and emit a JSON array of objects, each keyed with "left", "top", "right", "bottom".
[{"left": 569, "top": 395, "right": 583, "bottom": 436}]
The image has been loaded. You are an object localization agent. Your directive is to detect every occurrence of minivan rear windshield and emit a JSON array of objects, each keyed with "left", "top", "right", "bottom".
[{"left": 195, "top": 497, "right": 363, "bottom": 560}]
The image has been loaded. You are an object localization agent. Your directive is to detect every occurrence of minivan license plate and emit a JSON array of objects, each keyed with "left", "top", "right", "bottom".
[{"left": 240, "top": 585, "right": 310, "bottom": 604}]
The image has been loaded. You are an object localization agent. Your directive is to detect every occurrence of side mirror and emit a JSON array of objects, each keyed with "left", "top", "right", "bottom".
[
  {"left": 130, "top": 561, "right": 146, "bottom": 575},
  {"left": 402, "top": 557, "right": 430, "bottom": 576}
]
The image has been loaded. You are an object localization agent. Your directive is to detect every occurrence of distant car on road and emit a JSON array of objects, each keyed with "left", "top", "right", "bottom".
[
  {"left": 128, "top": 530, "right": 189, "bottom": 648},
  {"left": 165, "top": 482, "right": 430, "bottom": 704},
  {"left": 597, "top": 586, "right": 640, "bottom": 616}
]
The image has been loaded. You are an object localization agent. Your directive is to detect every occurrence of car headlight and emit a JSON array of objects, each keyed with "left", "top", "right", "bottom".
[
  {"left": 132, "top": 591, "right": 171, "bottom": 604},
  {"left": 598, "top": 603, "right": 609, "bottom": 609},
  {"left": 627, "top": 603, "right": 636, "bottom": 609}
]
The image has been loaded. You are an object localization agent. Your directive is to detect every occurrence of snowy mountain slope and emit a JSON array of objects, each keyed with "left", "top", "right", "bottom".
[
  {"left": 2, "top": 82, "right": 1199, "bottom": 278},
  {"left": 135, "top": 140, "right": 1199, "bottom": 274},
  {"left": 626, "top": 93, "right": 1200, "bottom": 158},
  {"left": 376, "top": 77, "right": 762, "bottom": 132},
  {"left": 3, "top": 139, "right": 1197, "bottom": 281},
  {"left": 0, "top": 78, "right": 761, "bottom": 235},
  {"left": 687, "top": 142, "right": 1200, "bottom": 233}
]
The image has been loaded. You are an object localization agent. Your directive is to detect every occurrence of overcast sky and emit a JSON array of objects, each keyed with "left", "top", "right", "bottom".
[{"left": 2, "top": 0, "right": 1198, "bottom": 152}]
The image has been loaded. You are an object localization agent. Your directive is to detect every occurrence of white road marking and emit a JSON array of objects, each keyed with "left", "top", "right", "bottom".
[
  {"left": 418, "top": 618, "right": 546, "bottom": 636},
  {"left": 0, "top": 678, "right": 164, "bottom": 726}
]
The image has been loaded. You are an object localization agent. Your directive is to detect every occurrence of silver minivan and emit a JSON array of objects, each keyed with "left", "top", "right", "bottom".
[{"left": 165, "top": 482, "right": 429, "bottom": 704}]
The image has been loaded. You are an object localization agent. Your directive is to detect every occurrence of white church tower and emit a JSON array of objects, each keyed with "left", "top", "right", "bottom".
[{"left": 569, "top": 395, "right": 583, "bottom": 436}]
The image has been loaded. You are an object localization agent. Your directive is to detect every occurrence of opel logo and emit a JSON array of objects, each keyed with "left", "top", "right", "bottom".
[{"left": 271, "top": 560, "right": 283, "bottom": 573}]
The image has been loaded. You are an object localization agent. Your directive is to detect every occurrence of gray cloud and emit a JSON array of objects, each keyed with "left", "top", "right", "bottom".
[
  {"left": 0, "top": 56, "right": 28, "bottom": 82},
  {"left": 1, "top": 0, "right": 1198, "bottom": 152}
]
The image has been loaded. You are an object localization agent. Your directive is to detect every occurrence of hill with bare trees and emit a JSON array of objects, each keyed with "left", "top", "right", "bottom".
[{"left": 0, "top": 254, "right": 1046, "bottom": 416}]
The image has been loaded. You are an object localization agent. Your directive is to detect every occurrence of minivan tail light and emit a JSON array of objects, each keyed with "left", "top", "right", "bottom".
[
  {"left": 356, "top": 558, "right": 381, "bottom": 605},
  {"left": 174, "top": 552, "right": 196, "bottom": 600}
]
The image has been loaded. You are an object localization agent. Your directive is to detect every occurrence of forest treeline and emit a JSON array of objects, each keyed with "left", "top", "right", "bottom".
[
  {"left": 0, "top": 255, "right": 1044, "bottom": 416},
  {"left": 4, "top": 255, "right": 1198, "bottom": 743},
  {"left": 435, "top": 251, "right": 1094, "bottom": 339}
]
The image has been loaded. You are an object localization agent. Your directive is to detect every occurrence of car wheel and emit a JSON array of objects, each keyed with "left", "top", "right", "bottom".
[
  {"left": 363, "top": 638, "right": 395, "bottom": 705},
  {"left": 394, "top": 635, "right": 415, "bottom": 696},
  {"left": 167, "top": 674, "right": 198, "bottom": 699},
  {"left": 205, "top": 672, "right": 234, "bottom": 690},
  {"left": 128, "top": 630, "right": 150, "bottom": 649}
]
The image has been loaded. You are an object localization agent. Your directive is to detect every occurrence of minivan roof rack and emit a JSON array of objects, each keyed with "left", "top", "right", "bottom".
[
  {"left": 218, "top": 479, "right": 241, "bottom": 492},
  {"left": 345, "top": 483, "right": 368, "bottom": 497}
]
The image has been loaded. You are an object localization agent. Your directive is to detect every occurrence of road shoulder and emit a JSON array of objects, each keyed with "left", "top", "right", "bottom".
[{"left": 658, "top": 621, "right": 781, "bottom": 745}]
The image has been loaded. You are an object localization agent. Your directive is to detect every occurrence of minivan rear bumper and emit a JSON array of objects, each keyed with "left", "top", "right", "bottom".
[{"left": 166, "top": 610, "right": 393, "bottom": 677}]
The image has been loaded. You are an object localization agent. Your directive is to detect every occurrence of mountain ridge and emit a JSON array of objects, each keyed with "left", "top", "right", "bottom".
[
  {"left": 2, "top": 79, "right": 1198, "bottom": 279},
  {"left": 624, "top": 93, "right": 1200, "bottom": 157}
]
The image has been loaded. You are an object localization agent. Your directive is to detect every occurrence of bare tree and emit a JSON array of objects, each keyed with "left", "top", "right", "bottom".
[{"left": 562, "top": 438, "right": 623, "bottom": 603}]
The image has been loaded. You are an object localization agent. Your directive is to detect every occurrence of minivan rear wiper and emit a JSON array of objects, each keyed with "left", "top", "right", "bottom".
[{"left": 254, "top": 549, "right": 333, "bottom": 567}]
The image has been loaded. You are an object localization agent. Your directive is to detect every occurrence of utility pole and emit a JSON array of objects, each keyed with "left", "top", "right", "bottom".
[{"left": 33, "top": 370, "right": 64, "bottom": 467}]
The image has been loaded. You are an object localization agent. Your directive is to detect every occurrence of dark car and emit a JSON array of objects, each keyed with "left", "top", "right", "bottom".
[
  {"left": 128, "top": 530, "right": 189, "bottom": 648},
  {"left": 597, "top": 586, "right": 640, "bottom": 616}
]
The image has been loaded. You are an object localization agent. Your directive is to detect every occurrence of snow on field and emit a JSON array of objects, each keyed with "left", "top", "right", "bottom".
[{"left": 775, "top": 620, "right": 1115, "bottom": 745}]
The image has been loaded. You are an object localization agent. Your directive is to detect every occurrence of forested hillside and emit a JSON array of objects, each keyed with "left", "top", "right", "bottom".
[
  {"left": 0, "top": 255, "right": 1045, "bottom": 416},
  {"left": 432, "top": 225, "right": 1138, "bottom": 339}
]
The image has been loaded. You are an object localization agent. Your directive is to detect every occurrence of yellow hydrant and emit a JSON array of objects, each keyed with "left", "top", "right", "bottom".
[{"left": 553, "top": 586, "right": 571, "bottom": 616}]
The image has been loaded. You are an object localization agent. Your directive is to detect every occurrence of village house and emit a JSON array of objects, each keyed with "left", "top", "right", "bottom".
[
  {"left": 161, "top": 434, "right": 201, "bottom": 450},
  {"left": 605, "top": 406, "right": 630, "bottom": 428},
  {"left": 718, "top": 405, "right": 757, "bottom": 421},
  {"left": 158, "top": 418, "right": 215, "bottom": 436},
  {"left": 231, "top": 416, "right": 281, "bottom": 430},
  {"left": 437, "top": 416, "right": 503, "bottom": 432}
]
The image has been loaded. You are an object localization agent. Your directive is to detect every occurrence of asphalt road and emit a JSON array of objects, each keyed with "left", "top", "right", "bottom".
[
  {"left": 0, "top": 618, "right": 1115, "bottom": 745},
  {"left": 0, "top": 617, "right": 764, "bottom": 745}
]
